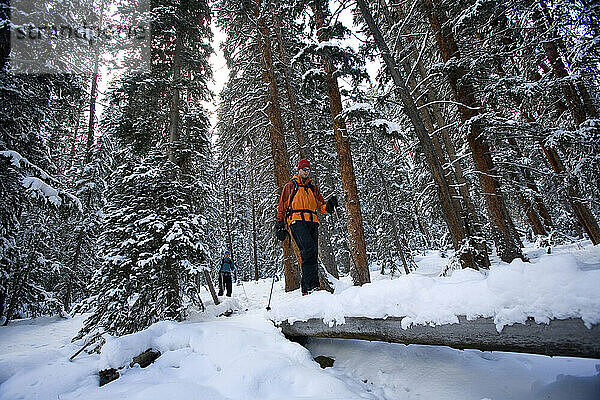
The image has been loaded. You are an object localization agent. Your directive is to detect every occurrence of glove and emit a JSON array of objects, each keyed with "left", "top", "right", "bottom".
[
  {"left": 275, "top": 220, "right": 288, "bottom": 241},
  {"left": 325, "top": 195, "right": 338, "bottom": 214}
]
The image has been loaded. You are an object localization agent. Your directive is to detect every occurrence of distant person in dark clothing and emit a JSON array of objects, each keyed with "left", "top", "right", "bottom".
[{"left": 218, "top": 250, "right": 236, "bottom": 297}]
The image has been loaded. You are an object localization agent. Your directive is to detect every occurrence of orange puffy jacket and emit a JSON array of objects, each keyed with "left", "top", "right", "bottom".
[{"left": 277, "top": 176, "right": 328, "bottom": 225}]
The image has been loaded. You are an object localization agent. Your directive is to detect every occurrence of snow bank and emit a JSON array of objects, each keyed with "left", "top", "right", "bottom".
[
  {"left": 1, "top": 315, "right": 373, "bottom": 400},
  {"left": 271, "top": 253, "right": 600, "bottom": 332},
  {"left": 1, "top": 245, "right": 599, "bottom": 400},
  {"left": 91, "top": 316, "right": 369, "bottom": 400}
]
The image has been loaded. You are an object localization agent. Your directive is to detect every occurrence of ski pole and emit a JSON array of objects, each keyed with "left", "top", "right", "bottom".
[
  {"left": 266, "top": 248, "right": 283, "bottom": 311},
  {"left": 241, "top": 280, "right": 249, "bottom": 303},
  {"left": 266, "top": 267, "right": 277, "bottom": 311}
]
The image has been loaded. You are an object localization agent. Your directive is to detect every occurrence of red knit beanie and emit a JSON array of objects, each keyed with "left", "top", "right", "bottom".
[{"left": 296, "top": 159, "right": 310, "bottom": 170}]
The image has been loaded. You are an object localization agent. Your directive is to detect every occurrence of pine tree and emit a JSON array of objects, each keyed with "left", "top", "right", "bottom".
[
  {"left": 310, "top": 0, "right": 371, "bottom": 285},
  {"left": 78, "top": 150, "right": 210, "bottom": 336},
  {"left": 1, "top": 71, "right": 87, "bottom": 324},
  {"left": 76, "top": 0, "right": 214, "bottom": 337}
]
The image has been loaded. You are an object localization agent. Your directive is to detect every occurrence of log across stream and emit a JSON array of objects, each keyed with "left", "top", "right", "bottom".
[{"left": 278, "top": 316, "right": 600, "bottom": 359}]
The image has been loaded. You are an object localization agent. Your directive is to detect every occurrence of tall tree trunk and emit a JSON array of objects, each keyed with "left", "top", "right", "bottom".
[
  {"left": 85, "top": 47, "right": 100, "bottom": 164},
  {"left": 538, "top": 142, "right": 600, "bottom": 244},
  {"left": 0, "top": 0, "right": 9, "bottom": 71},
  {"left": 249, "top": 148, "right": 260, "bottom": 281},
  {"left": 368, "top": 134, "right": 412, "bottom": 275},
  {"left": 272, "top": 12, "right": 307, "bottom": 160},
  {"left": 506, "top": 138, "right": 552, "bottom": 236},
  {"left": 251, "top": 191, "right": 259, "bottom": 281},
  {"left": 168, "top": 31, "right": 183, "bottom": 165},
  {"left": 536, "top": 0, "right": 598, "bottom": 119},
  {"left": 414, "top": 203, "right": 430, "bottom": 249},
  {"left": 409, "top": 41, "right": 481, "bottom": 232},
  {"left": 473, "top": 25, "right": 555, "bottom": 238},
  {"left": 438, "top": 123, "right": 481, "bottom": 231},
  {"left": 507, "top": 172, "right": 547, "bottom": 237},
  {"left": 356, "top": 0, "right": 489, "bottom": 270},
  {"left": 272, "top": 10, "right": 338, "bottom": 280},
  {"left": 256, "top": 3, "right": 301, "bottom": 291},
  {"left": 69, "top": 100, "right": 85, "bottom": 168},
  {"left": 312, "top": 0, "right": 370, "bottom": 285},
  {"left": 388, "top": 0, "right": 482, "bottom": 242},
  {"left": 67, "top": 35, "right": 102, "bottom": 310},
  {"left": 223, "top": 161, "right": 233, "bottom": 255},
  {"left": 524, "top": 0, "right": 600, "bottom": 244},
  {"left": 517, "top": 108, "right": 599, "bottom": 244},
  {"left": 529, "top": 0, "right": 597, "bottom": 125},
  {"left": 420, "top": 0, "right": 523, "bottom": 262},
  {"left": 84, "top": 0, "right": 106, "bottom": 164},
  {"left": 395, "top": 31, "right": 466, "bottom": 224}
]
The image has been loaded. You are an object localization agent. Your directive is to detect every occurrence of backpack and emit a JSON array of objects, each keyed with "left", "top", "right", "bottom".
[{"left": 286, "top": 179, "right": 318, "bottom": 222}]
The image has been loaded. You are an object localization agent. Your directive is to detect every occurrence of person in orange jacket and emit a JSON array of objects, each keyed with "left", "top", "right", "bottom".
[{"left": 275, "top": 159, "right": 338, "bottom": 295}]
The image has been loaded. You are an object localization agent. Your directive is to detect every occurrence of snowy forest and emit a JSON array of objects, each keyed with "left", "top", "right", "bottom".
[{"left": 1, "top": 0, "right": 600, "bottom": 398}]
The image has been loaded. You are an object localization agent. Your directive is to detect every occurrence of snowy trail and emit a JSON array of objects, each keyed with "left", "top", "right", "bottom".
[{"left": 1, "top": 243, "right": 600, "bottom": 399}]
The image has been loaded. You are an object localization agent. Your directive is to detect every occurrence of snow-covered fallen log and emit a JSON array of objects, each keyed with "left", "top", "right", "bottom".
[{"left": 278, "top": 316, "right": 600, "bottom": 359}]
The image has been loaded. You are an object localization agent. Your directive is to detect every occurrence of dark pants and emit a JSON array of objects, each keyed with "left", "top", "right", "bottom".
[
  {"left": 218, "top": 272, "right": 223, "bottom": 295},
  {"left": 218, "top": 272, "right": 232, "bottom": 297},
  {"left": 290, "top": 221, "right": 320, "bottom": 293}
]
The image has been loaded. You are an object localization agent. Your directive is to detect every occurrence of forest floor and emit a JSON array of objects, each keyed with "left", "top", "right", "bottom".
[{"left": 1, "top": 241, "right": 599, "bottom": 399}]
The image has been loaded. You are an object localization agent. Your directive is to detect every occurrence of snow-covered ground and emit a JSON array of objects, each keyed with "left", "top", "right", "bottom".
[
  {"left": 272, "top": 243, "right": 600, "bottom": 330},
  {"left": 1, "top": 242, "right": 599, "bottom": 399}
]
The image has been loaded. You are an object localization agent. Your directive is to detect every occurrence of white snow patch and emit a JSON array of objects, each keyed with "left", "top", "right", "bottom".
[
  {"left": 1, "top": 243, "right": 599, "bottom": 400},
  {"left": 22, "top": 176, "right": 62, "bottom": 207},
  {"left": 271, "top": 250, "right": 600, "bottom": 332}
]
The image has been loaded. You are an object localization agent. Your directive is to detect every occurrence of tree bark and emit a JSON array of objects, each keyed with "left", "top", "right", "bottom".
[
  {"left": 85, "top": 45, "right": 100, "bottom": 164},
  {"left": 272, "top": 12, "right": 307, "bottom": 160},
  {"left": 0, "top": 0, "right": 9, "bottom": 72},
  {"left": 471, "top": 24, "right": 555, "bottom": 238},
  {"left": 312, "top": 0, "right": 370, "bottom": 285},
  {"left": 168, "top": 31, "right": 183, "bottom": 165},
  {"left": 528, "top": 0, "right": 596, "bottom": 125},
  {"left": 222, "top": 160, "right": 234, "bottom": 256},
  {"left": 256, "top": 3, "right": 301, "bottom": 290},
  {"left": 250, "top": 153, "right": 259, "bottom": 281},
  {"left": 420, "top": 0, "right": 523, "bottom": 263},
  {"left": 506, "top": 138, "right": 551, "bottom": 236},
  {"left": 67, "top": 34, "right": 103, "bottom": 310},
  {"left": 279, "top": 316, "right": 600, "bottom": 359},
  {"left": 523, "top": 0, "right": 600, "bottom": 244},
  {"left": 398, "top": 16, "right": 481, "bottom": 237},
  {"left": 356, "top": 0, "right": 489, "bottom": 270},
  {"left": 69, "top": 100, "right": 85, "bottom": 168},
  {"left": 272, "top": 10, "right": 338, "bottom": 280},
  {"left": 405, "top": 36, "right": 481, "bottom": 233},
  {"left": 203, "top": 269, "right": 220, "bottom": 306},
  {"left": 516, "top": 107, "right": 598, "bottom": 244},
  {"left": 538, "top": 142, "right": 600, "bottom": 244}
]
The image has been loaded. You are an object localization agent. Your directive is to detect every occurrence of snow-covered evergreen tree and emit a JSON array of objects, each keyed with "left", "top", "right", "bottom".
[
  {"left": 78, "top": 149, "right": 210, "bottom": 336},
  {"left": 1, "top": 71, "right": 86, "bottom": 324},
  {"left": 76, "top": 0, "right": 214, "bottom": 337}
]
